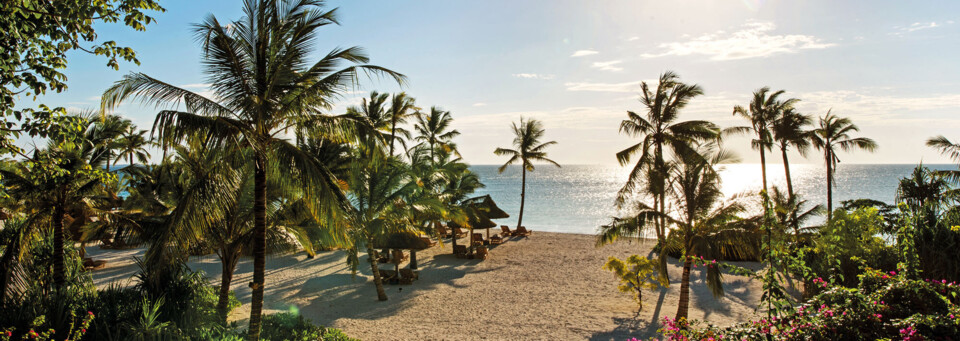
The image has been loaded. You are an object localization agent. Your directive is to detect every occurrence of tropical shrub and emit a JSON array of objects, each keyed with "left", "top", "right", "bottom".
[
  {"left": 254, "top": 313, "right": 359, "bottom": 341},
  {"left": 602, "top": 255, "right": 665, "bottom": 310},
  {"left": 806, "top": 207, "right": 897, "bottom": 287},
  {"left": 657, "top": 268, "right": 960, "bottom": 340}
]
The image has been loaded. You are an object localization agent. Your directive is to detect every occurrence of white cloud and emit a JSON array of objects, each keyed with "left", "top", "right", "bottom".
[
  {"left": 473, "top": 102, "right": 487, "bottom": 107},
  {"left": 590, "top": 60, "right": 623, "bottom": 72},
  {"left": 513, "top": 73, "right": 555, "bottom": 80},
  {"left": 627, "top": 36, "right": 640, "bottom": 41},
  {"left": 179, "top": 83, "right": 212, "bottom": 89},
  {"left": 891, "top": 21, "right": 950, "bottom": 35},
  {"left": 641, "top": 21, "right": 834, "bottom": 61},
  {"left": 571, "top": 49, "right": 599, "bottom": 57},
  {"left": 564, "top": 81, "right": 642, "bottom": 93}
]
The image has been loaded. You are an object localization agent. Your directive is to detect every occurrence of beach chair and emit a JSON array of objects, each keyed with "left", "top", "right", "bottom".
[
  {"left": 500, "top": 225, "right": 513, "bottom": 238},
  {"left": 471, "top": 233, "right": 485, "bottom": 246},
  {"left": 453, "top": 245, "right": 468, "bottom": 258},
  {"left": 515, "top": 226, "right": 532, "bottom": 237},
  {"left": 420, "top": 236, "right": 437, "bottom": 247},
  {"left": 437, "top": 225, "right": 452, "bottom": 238},
  {"left": 476, "top": 246, "right": 489, "bottom": 260},
  {"left": 489, "top": 234, "right": 503, "bottom": 245},
  {"left": 399, "top": 268, "right": 419, "bottom": 283},
  {"left": 452, "top": 227, "right": 466, "bottom": 238}
]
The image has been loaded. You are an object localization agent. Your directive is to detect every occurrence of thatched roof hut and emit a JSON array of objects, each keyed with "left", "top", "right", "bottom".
[{"left": 373, "top": 231, "right": 431, "bottom": 250}]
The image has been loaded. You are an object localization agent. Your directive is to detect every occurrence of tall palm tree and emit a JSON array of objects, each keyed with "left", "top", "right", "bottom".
[
  {"left": 771, "top": 108, "right": 812, "bottom": 200},
  {"left": 810, "top": 112, "right": 877, "bottom": 221},
  {"left": 730, "top": 87, "right": 798, "bottom": 193},
  {"left": 100, "top": 1, "right": 404, "bottom": 338},
  {"left": 115, "top": 127, "right": 152, "bottom": 168},
  {"left": 413, "top": 106, "right": 459, "bottom": 163},
  {"left": 494, "top": 117, "right": 559, "bottom": 231},
  {"left": 387, "top": 92, "right": 417, "bottom": 157},
  {"left": 613, "top": 71, "right": 718, "bottom": 281}
]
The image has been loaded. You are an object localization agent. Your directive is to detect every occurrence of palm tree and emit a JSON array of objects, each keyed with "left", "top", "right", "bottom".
[
  {"left": 413, "top": 106, "right": 459, "bottom": 163},
  {"left": 730, "top": 87, "right": 798, "bottom": 193},
  {"left": 343, "top": 151, "right": 441, "bottom": 301},
  {"left": 810, "top": 112, "right": 877, "bottom": 221},
  {"left": 665, "top": 144, "right": 750, "bottom": 321},
  {"left": 769, "top": 186, "right": 822, "bottom": 242},
  {"left": 100, "top": 1, "right": 404, "bottom": 338},
  {"left": 89, "top": 114, "right": 132, "bottom": 172},
  {"left": 927, "top": 136, "right": 960, "bottom": 183},
  {"left": 494, "top": 118, "right": 559, "bottom": 231},
  {"left": 771, "top": 108, "right": 812, "bottom": 200},
  {"left": 387, "top": 93, "right": 417, "bottom": 157},
  {"left": 605, "top": 142, "right": 752, "bottom": 320},
  {"left": 613, "top": 71, "right": 718, "bottom": 281},
  {"left": 115, "top": 127, "right": 152, "bottom": 168},
  {"left": 896, "top": 165, "right": 957, "bottom": 219}
]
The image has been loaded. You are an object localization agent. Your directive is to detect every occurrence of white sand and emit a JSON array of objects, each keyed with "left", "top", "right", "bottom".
[{"left": 88, "top": 232, "right": 764, "bottom": 340}]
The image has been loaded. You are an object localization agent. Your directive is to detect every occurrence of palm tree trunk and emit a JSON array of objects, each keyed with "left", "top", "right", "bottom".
[
  {"left": 516, "top": 167, "right": 526, "bottom": 230},
  {"left": 390, "top": 120, "right": 397, "bottom": 157},
  {"left": 781, "top": 147, "right": 793, "bottom": 198},
  {"left": 826, "top": 152, "right": 833, "bottom": 222},
  {"left": 217, "top": 252, "right": 239, "bottom": 325},
  {"left": 366, "top": 242, "right": 388, "bottom": 301},
  {"left": 675, "top": 255, "right": 693, "bottom": 321},
  {"left": 247, "top": 158, "right": 268, "bottom": 341},
  {"left": 759, "top": 147, "right": 768, "bottom": 193},
  {"left": 53, "top": 196, "right": 66, "bottom": 290}
]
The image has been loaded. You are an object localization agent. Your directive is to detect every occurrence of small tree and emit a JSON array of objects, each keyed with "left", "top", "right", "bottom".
[{"left": 602, "top": 255, "right": 664, "bottom": 310}]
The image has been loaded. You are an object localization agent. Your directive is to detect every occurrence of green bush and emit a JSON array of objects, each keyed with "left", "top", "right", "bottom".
[
  {"left": 255, "top": 313, "right": 358, "bottom": 341},
  {"left": 658, "top": 271, "right": 960, "bottom": 340}
]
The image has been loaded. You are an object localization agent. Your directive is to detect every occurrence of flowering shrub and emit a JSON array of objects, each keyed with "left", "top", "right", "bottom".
[
  {"left": 655, "top": 269, "right": 960, "bottom": 340},
  {"left": 0, "top": 311, "right": 93, "bottom": 341}
]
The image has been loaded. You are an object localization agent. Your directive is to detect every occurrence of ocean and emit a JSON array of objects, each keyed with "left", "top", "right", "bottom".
[{"left": 469, "top": 163, "right": 958, "bottom": 235}]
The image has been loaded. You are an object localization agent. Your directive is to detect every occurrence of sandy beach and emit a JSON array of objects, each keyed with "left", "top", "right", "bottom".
[{"left": 88, "top": 232, "right": 764, "bottom": 340}]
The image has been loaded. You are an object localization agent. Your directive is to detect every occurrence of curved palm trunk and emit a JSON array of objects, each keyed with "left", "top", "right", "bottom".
[
  {"left": 366, "top": 241, "right": 388, "bottom": 301},
  {"left": 781, "top": 147, "right": 793, "bottom": 198},
  {"left": 247, "top": 159, "right": 267, "bottom": 341},
  {"left": 759, "top": 147, "right": 768, "bottom": 193},
  {"left": 516, "top": 167, "right": 526, "bottom": 231},
  {"left": 675, "top": 255, "right": 693, "bottom": 321},
  {"left": 53, "top": 195, "right": 67, "bottom": 290},
  {"left": 217, "top": 251, "right": 240, "bottom": 325}
]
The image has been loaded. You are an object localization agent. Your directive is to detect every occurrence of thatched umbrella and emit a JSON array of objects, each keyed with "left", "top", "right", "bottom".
[
  {"left": 462, "top": 195, "right": 510, "bottom": 240},
  {"left": 374, "top": 231, "right": 431, "bottom": 270}
]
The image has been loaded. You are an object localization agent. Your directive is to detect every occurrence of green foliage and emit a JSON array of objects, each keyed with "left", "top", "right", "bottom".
[
  {"left": 661, "top": 271, "right": 960, "bottom": 340},
  {"left": 0, "top": 0, "right": 163, "bottom": 158},
  {"left": 255, "top": 313, "right": 358, "bottom": 341},
  {"left": 808, "top": 207, "right": 897, "bottom": 287},
  {"left": 602, "top": 255, "right": 665, "bottom": 309}
]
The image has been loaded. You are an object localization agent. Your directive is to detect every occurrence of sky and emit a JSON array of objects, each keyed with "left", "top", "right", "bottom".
[{"left": 28, "top": 0, "right": 960, "bottom": 165}]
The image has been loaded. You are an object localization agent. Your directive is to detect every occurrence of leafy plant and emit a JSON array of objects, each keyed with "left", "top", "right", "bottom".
[{"left": 602, "top": 255, "right": 665, "bottom": 310}]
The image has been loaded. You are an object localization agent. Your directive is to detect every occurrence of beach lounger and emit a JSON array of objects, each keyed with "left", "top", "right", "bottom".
[
  {"left": 500, "top": 225, "right": 513, "bottom": 238},
  {"left": 489, "top": 234, "right": 503, "bottom": 245},
  {"left": 471, "top": 233, "right": 485, "bottom": 246},
  {"left": 452, "top": 227, "right": 466, "bottom": 238},
  {"left": 437, "top": 225, "right": 452, "bottom": 238},
  {"left": 515, "top": 226, "right": 532, "bottom": 237},
  {"left": 420, "top": 236, "right": 437, "bottom": 247},
  {"left": 453, "top": 245, "right": 468, "bottom": 258}
]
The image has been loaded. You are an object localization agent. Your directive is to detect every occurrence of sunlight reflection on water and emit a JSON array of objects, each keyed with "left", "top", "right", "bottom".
[{"left": 470, "top": 163, "right": 956, "bottom": 235}]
